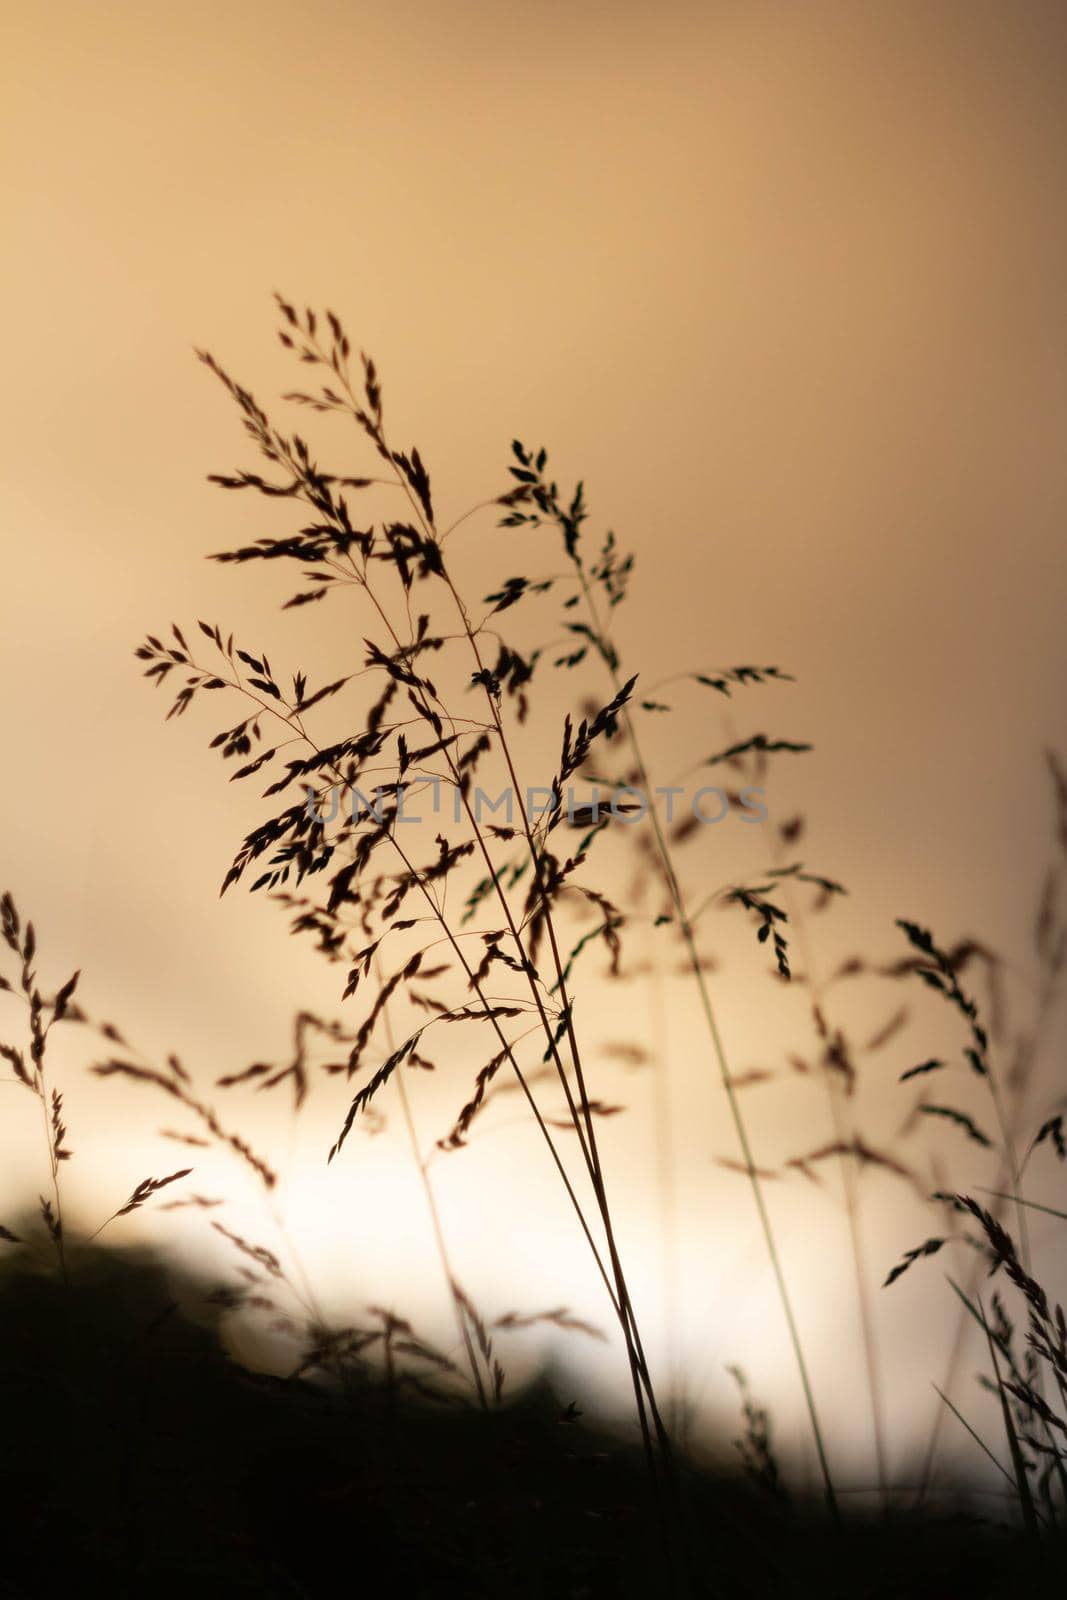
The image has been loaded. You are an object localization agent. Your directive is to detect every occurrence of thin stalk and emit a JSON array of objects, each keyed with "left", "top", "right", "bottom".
[
  {"left": 917, "top": 953, "right": 1055, "bottom": 1500},
  {"left": 945, "top": 1274, "right": 1067, "bottom": 1508},
  {"left": 770, "top": 854, "right": 889, "bottom": 1510},
  {"left": 932, "top": 1385, "right": 1017, "bottom": 1491},
  {"left": 369, "top": 445, "right": 681, "bottom": 1567},
  {"left": 377, "top": 953, "right": 490, "bottom": 1409},
  {"left": 37, "top": 1081, "right": 68, "bottom": 1284},
  {"left": 646, "top": 917, "right": 685, "bottom": 1442},
  {"left": 340, "top": 383, "right": 673, "bottom": 1431},
  {"left": 568, "top": 552, "right": 839, "bottom": 1524},
  {"left": 980, "top": 1292, "right": 1040, "bottom": 1541}
]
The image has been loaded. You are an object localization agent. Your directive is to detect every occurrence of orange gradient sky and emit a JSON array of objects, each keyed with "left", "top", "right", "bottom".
[{"left": 2, "top": 0, "right": 1066, "bottom": 1489}]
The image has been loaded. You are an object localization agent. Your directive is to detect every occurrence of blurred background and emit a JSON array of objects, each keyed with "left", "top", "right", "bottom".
[{"left": 2, "top": 0, "right": 1065, "bottom": 1498}]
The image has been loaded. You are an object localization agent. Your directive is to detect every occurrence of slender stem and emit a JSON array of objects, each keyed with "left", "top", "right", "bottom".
[
  {"left": 775, "top": 868, "right": 889, "bottom": 1511},
  {"left": 980, "top": 1293, "right": 1040, "bottom": 1540},
  {"left": 569, "top": 554, "right": 839, "bottom": 1523},
  {"left": 377, "top": 954, "right": 490, "bottom": 1408},
  {"left": 37, "top": 1079, "right": 68, "bottom": 1284},
  {"left": 917, "top": 952, "right": 1054, "bottom": 1501},
  {"left": 932, "top": 1385, "right": 1017, "bottom": 1490},
  {"left": 443, "top": 570, "right": 674, "bottom": 1469},
  {"left": 647, "top": 917, "right": 684, "bottom": 1441},
  {"left": 354, "top": 428, "right": 680, "bottom": 1572}
]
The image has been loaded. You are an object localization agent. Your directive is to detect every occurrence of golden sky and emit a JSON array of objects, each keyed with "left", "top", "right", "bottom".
[{"left": 2, "top": 0, "right": 1065, "bottom": 1484}]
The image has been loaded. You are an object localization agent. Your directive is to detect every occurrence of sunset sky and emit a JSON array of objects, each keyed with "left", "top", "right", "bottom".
[{"left": 3, "top": 0, "right": 1065, "bottom": 1488}]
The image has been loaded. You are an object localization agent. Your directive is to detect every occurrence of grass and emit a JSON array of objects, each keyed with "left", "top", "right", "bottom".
[
  {"left": 1, "top": 298, "right": 1066, "bottom": 1595},
  {"left": 501, "top": 452, "right": 838, "bottom": 1519}
]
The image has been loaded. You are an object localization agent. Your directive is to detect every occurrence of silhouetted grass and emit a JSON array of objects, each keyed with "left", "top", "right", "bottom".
[{"left": 2, "top": 299, "right": 1066, "bottom": 1594}]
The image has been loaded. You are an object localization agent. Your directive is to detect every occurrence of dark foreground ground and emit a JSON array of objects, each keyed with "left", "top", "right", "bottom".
[{"left": 0, "top": 1239, "right": 1060, "bottom": 1599}]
